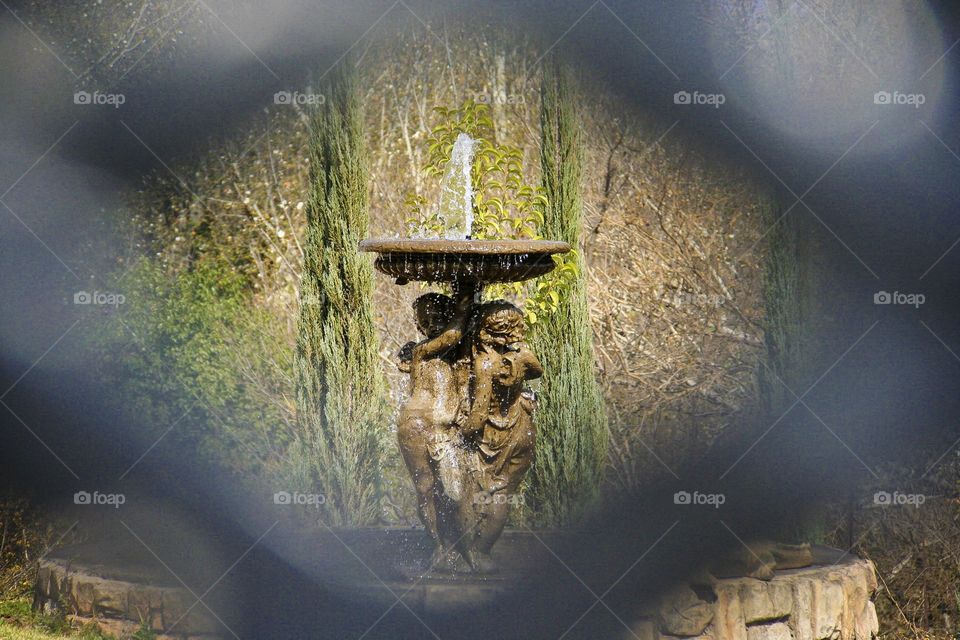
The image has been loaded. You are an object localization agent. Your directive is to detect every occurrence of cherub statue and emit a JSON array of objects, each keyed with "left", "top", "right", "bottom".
[
  {"left": 455, "top": 301, "right": 543, "bottom": 573},
  {"left": 396, "top": 291, "right": 472, "bottom": 543}
]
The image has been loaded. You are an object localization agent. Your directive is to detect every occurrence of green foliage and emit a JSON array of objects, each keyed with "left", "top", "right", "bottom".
[
  {"left": 406, "top": 99, "right": 578, "bottom": 324},
  {"left": 0, "top": 598, "right": 33, "bottom": 623},
  {"left": 11, "top": 596, "right": 69, "bottom": 637},
  {"left": 129, "top": 621, "right": 156, "bottom": 640},
  {"left": 759, "top": 204, "right": 804, "bottom": 414},
  {"left": 490, "top": 250, "right": 580, "bottom": 326},
  {"left": 526, "top": 63, "right": 609, "bottom": 526},
  {"left": 293, "top": 63, "right": 390, "bottom": 527},
  {"left": 15, "top": 612, "right": 70, "bottom": 638},
  {"left": 0, "top": 498, "right": 56, "bottom": 600},
  {"left": 407, "top": 99, "right": 546, "bottom": 240},
  {"left": 0, "top": 597, "right": 117, "bottom": 639},
  {"left": 87, "top": 257, "right": 294, "bottom": 475}
]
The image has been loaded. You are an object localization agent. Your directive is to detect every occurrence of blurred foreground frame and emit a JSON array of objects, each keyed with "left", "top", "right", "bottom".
[{"left": 3, "top": 1, "right": 959, "bottom": 639}]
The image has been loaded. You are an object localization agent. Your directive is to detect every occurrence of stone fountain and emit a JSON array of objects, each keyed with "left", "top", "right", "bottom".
[
  {"left": 27, "top": 133, "right": 882, "bottom": 634},
  {"left": 360, "top": 133, "right": 569, "bottom": 573}
]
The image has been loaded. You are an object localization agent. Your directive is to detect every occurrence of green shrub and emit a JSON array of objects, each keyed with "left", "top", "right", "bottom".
[
  {"left": 292, "top": 64, "right": 390, "bottom": 526},
  {"left": 0, "top": 598, "right": 34, "bottom": 623},
  {"left": 0, "top": 596, "right": 116, "bottom": 639},
  {"left": 128, "top": 621, "right": 156, "bottom": 640},
  {"left": 88, "top": 256, "right": 294, "bottom": 475},
  {"left": 526, "top": 63, "right": 609, "bottom": 526},
  {"left": 0, "top": 499, "right": 56, "bottom": 600},
  {"left": 759, "top": 204, "right": 804, "bottom": 414},
  {"left": 406, "top": 99, "right": 546, "bottom": 240},
  {"left": 404, "top": 99, "right": 577, "bottom": 324}
]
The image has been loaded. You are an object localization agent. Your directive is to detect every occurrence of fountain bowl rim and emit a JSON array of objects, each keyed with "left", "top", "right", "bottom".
[{"left": 359, "top": 238, "right": 571, "bottom": 255}]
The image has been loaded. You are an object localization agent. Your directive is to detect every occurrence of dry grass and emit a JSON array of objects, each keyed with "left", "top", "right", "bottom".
[
  {"left": 822, "top": 454, "right": 960, "bottom": 639},
  {"left": 0, "top": 498, "right": 59, "bottom": 601},
  {"left": 576, "top": 90, "right": 773, "bottom": 491}
]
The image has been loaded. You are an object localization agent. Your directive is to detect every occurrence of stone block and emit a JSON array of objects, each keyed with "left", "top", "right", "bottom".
[
  {"left": 741, "top": 579, "right": 793, "bottom": 624},
  {"left": 862, "top": 561, "right": 878, "bottom": 594},
  {"left": 659, "top": 584, "right": 715, "bottom": 637},
  {"left": 813, "top": 578, "right": 844, "bottom": 639},
  {"left": 49, "top": 568, "right": 67, "bottom": 604},
  {"left": 839, "top": 565, "right": 869, "bottom": 639},
  {"left": 853, "top": 601, "right": 878, "bottom": 640},
  {"left": 92, "top": 578, "right": 128, "bottom": 617},
  {"left": 789, "top": 577, "right": 814, "bottom": 640},
  {"left": 789, "top": 574, "right": 844, "bottom": 640},
  {"left": 178, "top": 604, "right": 222, "bottom": 635},
  {"left": 77, "top": 616, "right": 137, "bottom": 639},
  {"left": 746, "top": 622, "right": 794, "bottom": 640},
  {"left": 161, "top": 589, "right": 192, "bottom": 631},
  {"left": 73, "top": 580, "right": 95, "bottom": 616},
  {"left": 626, "top": 617, "right": 656, "bottom": 640},
  {"left": 128, "top": 587, "right": 165, "bottom": 630},
  {"left": 714, "top": 581, "right": 748, "bottom": 640},
  {"left": 35, "top": 565, "right": 51, "bottom": 594}
]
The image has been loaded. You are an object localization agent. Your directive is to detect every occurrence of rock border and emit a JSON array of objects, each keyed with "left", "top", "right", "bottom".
[
  {"left": 34, "top": 539, "right": 880, "bottom": 640},
  {"left": 34, "top": 558, "right": 222, "bottom": 639},
  {"left": 634, "top": 554, "right": 879, "bottom": 640}
]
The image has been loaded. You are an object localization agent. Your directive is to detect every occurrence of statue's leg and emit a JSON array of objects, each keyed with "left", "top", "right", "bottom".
[
  {"left": 474, "top": 445, "right": 534, "bottom": 565},
  {"left": 453, "top": 461, "right": 502, "bottom": 573},
  {"left": 430, "top": 492, "right": 467, "bottom": 573},
  {"left": 474, "top": 500, "right": 508, "bottom": 556},
  {"left": 457, "top": 499, "right": 502, "bottom": 574},
  {"left": 412, "top": 467, "right": 439, "bottom": 541},
  {"left": 398, "top": 425, "right": 439, "bottom": 541},
  {"left": 453, "top": 495, "right": 482, "bottom": 568},
  {"left": 436, "top": 448, "right": 488, "bottom": 572}
]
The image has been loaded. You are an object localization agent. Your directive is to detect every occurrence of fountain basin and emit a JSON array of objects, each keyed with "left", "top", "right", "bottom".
[{"left": 359, "top": 238, "right": 570, "bottom": 284}]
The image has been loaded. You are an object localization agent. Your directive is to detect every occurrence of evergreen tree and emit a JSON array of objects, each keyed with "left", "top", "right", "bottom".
[
  {"left": 527, "top": 63, "right": 609, "bottom": 526},
  {"left": 293, "top": 65, "right": 388, "bottom": 526}
]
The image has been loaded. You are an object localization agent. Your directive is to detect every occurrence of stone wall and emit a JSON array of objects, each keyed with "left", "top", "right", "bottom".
[
  {"left": 631, "top": 555, "right": 879, "bottom": 640},
  {"left": 34, "top": 558, "right": 222, "bottom": 639},
  {"left": 33, "top": 535, "right": 879, "bottom": 640}
]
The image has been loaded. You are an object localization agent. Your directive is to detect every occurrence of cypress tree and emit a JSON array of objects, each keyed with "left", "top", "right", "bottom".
[
  {"left": 528, "top": 62, "right": 609, "bottom": 526},
  {"left": 293, "top": 65, "right": 388, "bottom": 526}
]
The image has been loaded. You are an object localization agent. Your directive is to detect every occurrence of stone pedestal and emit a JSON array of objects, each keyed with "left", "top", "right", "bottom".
[{"left": 631, "top": 547, "right": 879, "bottom": 640}]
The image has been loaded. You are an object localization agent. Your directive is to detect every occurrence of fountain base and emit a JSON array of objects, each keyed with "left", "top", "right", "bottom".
[{"left": 33, "top": 527, "right": 880, "bottom": 637}]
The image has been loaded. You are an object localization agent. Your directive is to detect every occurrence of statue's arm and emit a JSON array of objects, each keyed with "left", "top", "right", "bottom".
[
  {"left": 413, "top": 327, "right": 462, "bottom": 362},
  {"left": 396, "top": 340, "right": 416, "bottom": 373},
  {"left": 461, "top": 354, "right": 494, "bottom": 438},
  {"left": 411, "top": 294, "right": 473, "bottom": 363},
  {"left": 512, "top": 343, "right": 544, "bottom": 380}
]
